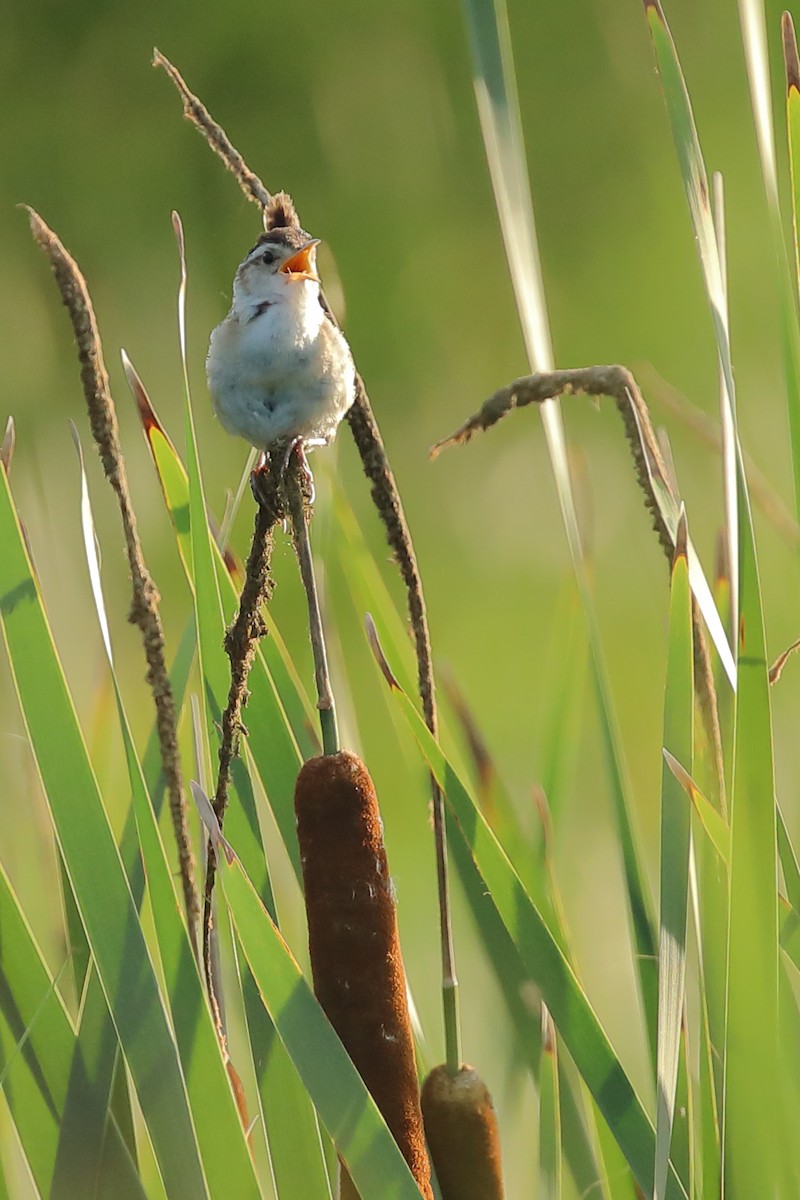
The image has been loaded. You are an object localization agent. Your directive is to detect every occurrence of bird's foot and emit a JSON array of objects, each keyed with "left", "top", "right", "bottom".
[
  {"left": 282, "top": 437, "right": 323, "bottom": 507},
  {"left": 249, "top": 451, "right": 275, "bottom": 511}
]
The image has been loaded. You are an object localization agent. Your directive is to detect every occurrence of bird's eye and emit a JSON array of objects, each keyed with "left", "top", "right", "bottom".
[{"left": 261, "top": 250, "right": 275, "bottom": 266}]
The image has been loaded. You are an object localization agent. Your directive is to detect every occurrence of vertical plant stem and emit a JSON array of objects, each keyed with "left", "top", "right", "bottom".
[{"left": 286, "top": 466, "right": 339, "bottom": 755}]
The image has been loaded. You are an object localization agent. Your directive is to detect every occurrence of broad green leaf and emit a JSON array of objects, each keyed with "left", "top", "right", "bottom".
[
  {"left": 0, "top": 856, "right": 145, "bottom": 1200},
  {"left": 539, "top": 1012, "right": 562, "bottom": 1200},
  {"left": 655, "top": 524, "right": 694, "bottom": 1200},
  {"left": 74, "top": 433, "right": 264, "bottom": 1200},
  {"left": 0, "top": 464, "right": 209, "bottom": 1200}
]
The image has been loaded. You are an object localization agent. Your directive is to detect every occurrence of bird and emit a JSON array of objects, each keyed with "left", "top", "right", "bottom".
[{"left": 206, "top": 203, "right": 356, "bottom": 499}]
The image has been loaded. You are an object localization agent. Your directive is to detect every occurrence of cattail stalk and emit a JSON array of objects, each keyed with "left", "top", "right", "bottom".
[{"left": 295, "top": 752, "right": 433, "bottom": 1200}]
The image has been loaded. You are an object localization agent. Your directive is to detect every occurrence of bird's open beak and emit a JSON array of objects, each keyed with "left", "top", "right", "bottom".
[{"left": 280, "top": 239, "right": 321, "bottom": 281}]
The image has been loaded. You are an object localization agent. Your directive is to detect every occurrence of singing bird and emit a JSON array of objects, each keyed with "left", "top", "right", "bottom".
[{"left": 206, "top": 199, "right": 355, "bottom": 481}]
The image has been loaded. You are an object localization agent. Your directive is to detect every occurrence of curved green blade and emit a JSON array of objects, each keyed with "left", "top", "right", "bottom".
[
  {"left": 723, "top": 445, "right": 785, "bottom": 1196},
  {"left": 0, "top": 464, "right": 209, "bottom": 1200},
  {"left": 206, "top": 823, "right": 429, "bottom": 1200},
  {"left": 74, "top": 430, "right": 264, "bottom": 1200}
]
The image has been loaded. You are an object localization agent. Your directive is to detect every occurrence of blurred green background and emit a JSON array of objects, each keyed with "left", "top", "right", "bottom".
[{"left": 2, "top": 0, "right": 800, "bottom": 1192}]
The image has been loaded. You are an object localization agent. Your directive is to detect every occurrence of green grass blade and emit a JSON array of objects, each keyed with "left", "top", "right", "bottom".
[
  {"left": 50, "top": 970, "right": 118, "bottom": 1200},
  {"left": 741, "top": 4, "right": 800, "bottom": 529},
  {"left": 127, "top": 347, "right": 310, "bottom": 877},
  {"left": 462, "top": 0, "right": 659, "bottom": 1062},
  {"left": 210, "top": 838, "right": 430, "bottom": 1200},
  {"left": 785, "top": 14, "right": 800, "bottom": 296},
  {"left": 663, "top": 752, "right": 729, "bottom": 866},
  {"left": 539, "top": 1012, "right": 562, "bottom": 1200},
  {"left": 0, "top": 465, "right": 209, "bottom": 1200},
  {"left": 368, "top": 630, "right": 687, "bottom": 1198},
  {"left": 238, "top": 961, "right": 334, "bottom": 1200},
  {"left": 643, "top": 2, "right": 732, "bottom": 397},
  {"left": 644, "top": 0, "right": 739, "bottom": 653},
  {"left": 723, "top": 445, "right": 782, "bottom": 1196},
  {"left": 0, "top": 867, "right": 145, "bottom": 1200},
  {"left": 73, "top": 435, "right": 265, "bottom": 1200},
  {"left": 654, "top": 519, "right": 694, "bottom": 1200}
]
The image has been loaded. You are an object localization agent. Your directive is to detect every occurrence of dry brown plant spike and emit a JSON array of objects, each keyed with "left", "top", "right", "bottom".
[
  {"left": 432, "top": 364, "right": 727, "bottom": 810},
  {"left": 26, "top": 208, "right": 201, "bottom": 949},
  {"left": 295, "top": 751, "right": 434, "bottom": 1200}
]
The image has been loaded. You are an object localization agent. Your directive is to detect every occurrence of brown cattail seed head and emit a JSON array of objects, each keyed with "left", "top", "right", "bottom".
[
  {"left": 421, "top": 1064, "right": 505, "bottom": 1200},
  {"left": 295, "top": 752, "right": 433, "bottom": 1200}
]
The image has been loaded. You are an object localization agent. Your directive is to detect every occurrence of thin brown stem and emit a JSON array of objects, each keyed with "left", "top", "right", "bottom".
[
  {"left": 27, "top": 208, "right": 202, "bottom": 951},
  {"left": 285, "top": 463, "right": 339, "bottom": 756}
]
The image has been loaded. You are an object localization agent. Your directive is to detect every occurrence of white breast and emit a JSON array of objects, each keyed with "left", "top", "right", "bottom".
[{"left": 207, "top": 282, "right": 355, "bottom": 451}]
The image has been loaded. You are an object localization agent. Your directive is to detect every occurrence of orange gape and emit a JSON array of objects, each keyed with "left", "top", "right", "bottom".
[{"left": 294, "top": 751, "right": 434, "bottom": 1200}]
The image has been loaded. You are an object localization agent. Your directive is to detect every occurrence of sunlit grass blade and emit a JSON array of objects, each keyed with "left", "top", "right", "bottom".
[
  {"left": 740, "top": 3, "right": 800, "bottom": 529},
  {"left": 644, "top": 0, "right": 739, "bottom": 663},
  {"left": 654, "top": 515, "right": 693, "bottom": 1200},
  {"left": 785, "top": 13, "right": 800, "bottom": 294},
  {"left": 643, "top": 2, "right": 732, "bottom": 397},
  {"left": 723, "top": 445, "right": 783, "bottom": 1196},
  {"left": 367, "top": 624, "right": 688, "bottom": 1198},
  {"left": 539, "top": 1010, "right": 562, "bottom": 1200},
  {"left": 663, "top": 752, "right": 729, "bottom": 867},
  {"left": 237, "top": 962, "right": 334, "bottom": 1200},
  {"left": 462, "top": 0, "right": 659, "bottom": 1063},
  {"left": 0, "top": 468, "right": 208, "bottom": 1200},
  {"left": 74, "top": 430, "right": 264, "bottom": 1200},
  {"left": 0, "top": 866, "right": 146, "bottom": 1200},
  {"left": 206, "top": 825, "right": 431, "bottom": 1200},
  {"left": 51, "top": 971, "right": 120, "bottom": 1200}
]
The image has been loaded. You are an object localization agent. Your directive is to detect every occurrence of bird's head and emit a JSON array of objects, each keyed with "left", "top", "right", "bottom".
[{"left": 232, "top": 227, "right": 321, "bottom": 317}]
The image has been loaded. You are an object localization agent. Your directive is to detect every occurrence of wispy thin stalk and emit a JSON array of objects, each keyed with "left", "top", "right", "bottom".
[
  {"left": 26, "top": 208, "right": 201, "bottom": 951},
  {"left": 285, "top": 463, "right": 339, "bottom": 754}
]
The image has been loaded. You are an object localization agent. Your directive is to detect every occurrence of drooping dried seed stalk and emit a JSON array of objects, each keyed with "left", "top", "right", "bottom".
[{"left": 432, "top": 364, "right": 726, "bottom": 810}]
